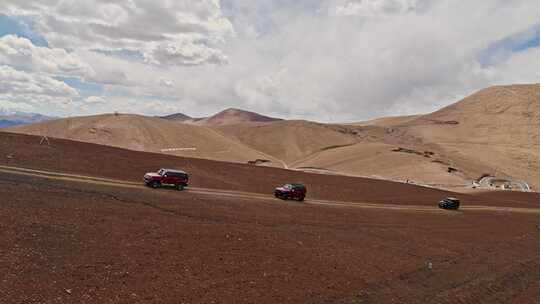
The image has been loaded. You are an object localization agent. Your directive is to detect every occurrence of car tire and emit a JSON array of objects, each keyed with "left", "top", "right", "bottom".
[
  {"left": 177, "top": 184, "right": 185, "bottom": 191},
  {"left": 298, "top": 196, "right": 305, "bottom": 202},
  {"left": 150, "top": 181, "right": 160, "bottom": 189}
]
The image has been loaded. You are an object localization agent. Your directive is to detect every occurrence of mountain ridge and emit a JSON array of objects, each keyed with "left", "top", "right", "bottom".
[{"left": 6, "top": 83, "right": 540, "bottom": 190}]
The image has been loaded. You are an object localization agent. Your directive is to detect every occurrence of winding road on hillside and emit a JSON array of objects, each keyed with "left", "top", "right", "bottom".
[
  {"left": 1, "top": 165, "right": 539, "bottom": 215},
  {"left": 478, "top": 176, "right": 531, "bottom": 192}
]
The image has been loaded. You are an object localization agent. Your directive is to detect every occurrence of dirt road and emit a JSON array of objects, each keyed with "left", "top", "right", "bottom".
[{"left": 2, "top": 164, "right": 539, "bottom": 215}]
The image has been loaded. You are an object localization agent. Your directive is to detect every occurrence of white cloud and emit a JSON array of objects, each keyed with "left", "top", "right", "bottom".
[
  {"left": 158, "top": 78, "right": 174, "bottom": 88},
  {"left": 0, "top": 65, "right": 78, "bottom": 112},
  {"left": 0, "top": 65, "right": 77, "bottom": 98},
  {"left": 335, "top": 0, "right": 422, "bottom": 16},
  {"left": 486, "top": 47, "right": 540, "bottom": 85},
  {"left": 144, "top": 35, "right": 229, "bottom": 66},
  {"left": 216, "top": 0, "right": 540, "bottom": 120},
  {"left": 0, "top": 99, "right": 35, "bottom": 114},
  {"left": 84, "top": 96, "right": 107, "bottom": 104},
  {"left": 2, "top": 0, "right": 540, "bottom": 121},
  {"left": 0, "top": 0, "right": 234, "bottom": 67},
  {"left": 0, "top": 35, "right": 94, "bottom": 78},
  {"left": 133, "top": 100, "right": 185, "bottom": 116}
]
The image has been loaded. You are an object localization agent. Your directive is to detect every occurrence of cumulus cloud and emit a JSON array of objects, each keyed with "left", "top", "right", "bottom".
[
  {"left": 0, "top": 99, "right": 35, "bottom": 113},
  {"left": 158, "top": 78, "right": 174, "bottom": 88},
  {"left": 0, "top": 0, "right": 234, "bottom": 67},
  {"left": 0, "top": 65, "right": 77, "bottom": 98},
  {"left": 0, "top": 64, "right": 78, "bottom": 112},
  {"left": 0, "top": 35, "right": 94, "bottom": 78},
  {"left": 0, "top": 35, "right": 84, "bottom": 114},
  {"left": 217, "top": 0, "right": 540, "bottom": 120},
  {"left": 2, "top": 0, "right": 540, "bottom": 121},
  {"left": 145, "top": 35, "right": 229, "bottom": 66},
  {"left": 335, "top": 0, "right": 423, "bottom": 16},
  {"left": 84, "top": 96, "right": 107, "bottom": 104}
]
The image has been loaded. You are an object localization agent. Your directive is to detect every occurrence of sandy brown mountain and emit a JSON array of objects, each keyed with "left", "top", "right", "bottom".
[
  {"left": 215, "top": 84, "right": 540, "bottom": 189},
  {"left": 6, "top": 83, "right": 540, "bottom": 190},
  {"left": 400, "top": 84, "right": 540, "bottom": 189},
  {"left": 214, "top": 120, "right": 359, "bottom": 166},
  {"left": 6, "top": 113, "right": 282, "bottom": 165},
  {"left": 179, "top": 108, "right": 282, "bottom": 126},
  {"left": 296, "top": 85, "right": 540, "bottom": 189}
]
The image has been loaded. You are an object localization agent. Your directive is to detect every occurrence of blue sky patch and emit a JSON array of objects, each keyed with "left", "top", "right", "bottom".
[
  {"left": 479, "top": 24, "right": 540, "bottom": 66},
  {"left": 93, "top": 49, "right": 145, "bottom": 62},
  {"left": 0, "top": 14, "right": 48, "bottom": 46},
  {"left": 55, "top": 76, "right": 104, "bottom": 97}
]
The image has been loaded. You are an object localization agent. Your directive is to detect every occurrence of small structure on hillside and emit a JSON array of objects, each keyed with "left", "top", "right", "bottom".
[
  {"left": 39, "top": 136, "right": 50, "bottom": 146},
  {"left": 477, "top": 175, "right": 531, "bottom": 192}
]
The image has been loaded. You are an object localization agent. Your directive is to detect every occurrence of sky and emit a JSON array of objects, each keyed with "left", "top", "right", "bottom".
[{"left": 1, "top": 0, "right": 540, "bottom": 122}]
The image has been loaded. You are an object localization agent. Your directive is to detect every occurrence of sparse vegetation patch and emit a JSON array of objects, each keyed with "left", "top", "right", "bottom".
[{"left": 392, "top": 147, "right": 435, "bottom": 158}]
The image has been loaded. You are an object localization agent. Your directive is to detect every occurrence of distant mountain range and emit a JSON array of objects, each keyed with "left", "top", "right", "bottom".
[{"left": 0, "top": 111, "right": 56, "bottom": 128}]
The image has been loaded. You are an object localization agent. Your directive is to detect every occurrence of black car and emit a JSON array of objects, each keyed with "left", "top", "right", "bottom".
[
  {"left": 274, "top": 183, "right": 307, "bottom": 201},
  {"left": 439, "top": 197, "right": 460, "bottom": 210}
]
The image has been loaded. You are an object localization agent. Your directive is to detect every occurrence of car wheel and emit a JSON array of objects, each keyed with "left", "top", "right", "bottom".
[
  {"left": 151, "top": 181, "right": 160, "bottom": 189},
  {"left": 177, "top": 184, "right": 185, "bottom": 191},
  {"left": 298, "top": 196, "right": 305, "bottom": 202}
]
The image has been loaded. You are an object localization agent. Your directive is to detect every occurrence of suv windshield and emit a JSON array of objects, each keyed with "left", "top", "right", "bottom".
[{"left": 158, "top": 169, "right": 165, "bottom": 176}]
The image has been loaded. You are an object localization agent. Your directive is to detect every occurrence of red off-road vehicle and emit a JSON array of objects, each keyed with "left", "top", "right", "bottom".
[
  {"left": 144, "top": 168, "right": 189, "bottom": 191},
  {"left": 274, "top": 184, "right": 306, "bottom": 201}
]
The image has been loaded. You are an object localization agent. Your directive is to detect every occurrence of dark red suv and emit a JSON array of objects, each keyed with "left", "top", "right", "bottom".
[
  {"left": 274, "top": 184, "right": 306, "bottom": 201},
  {"left": 144, "top": 168, "right": 189, "bottom": 191}
]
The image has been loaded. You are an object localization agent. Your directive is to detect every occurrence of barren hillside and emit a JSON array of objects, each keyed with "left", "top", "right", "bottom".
[
  {"left": 2, "top": 131, "right": 540, "bottom": 304},
  {"left": 182, "top": 108, "right": 282, "bottom": 126},
  {"left": 214, "top": 120, "right": 360, "bottom": 165},
  {"left": 5, "top": 84, "right": 540, "bottom": 190},
  {"left": 6, "top": 114, "right": 282, "bottom": 165},
  {"left": 401, "top": 84, "right": 540, "bottom": 188},
  {"left": 352, "top": 114, "right": 421, "bottom": 127}
]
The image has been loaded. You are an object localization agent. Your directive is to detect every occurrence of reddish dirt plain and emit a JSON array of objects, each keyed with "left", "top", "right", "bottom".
[
  {"left": 1, "top": 131, "right": 538, "bottom": 209},
  {"left": 1, "top": 132, "right": 540, "bottom": 303}
]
